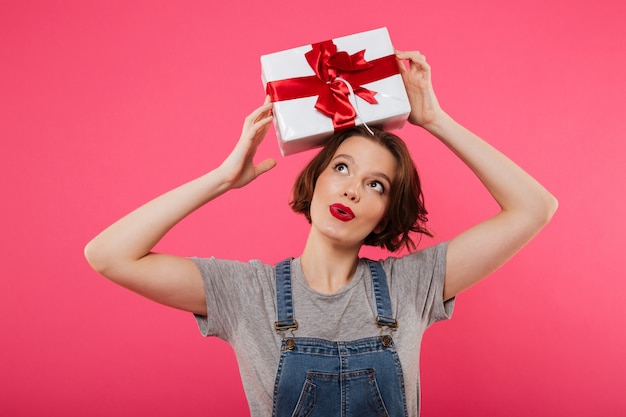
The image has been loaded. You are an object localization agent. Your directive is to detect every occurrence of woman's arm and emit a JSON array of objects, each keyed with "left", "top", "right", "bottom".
[
  {"left": 84, "top": 98, "right": 276, "bottom": 314},
  {"left": 396, "top": 51, "right": 558, "bottom": 301}
]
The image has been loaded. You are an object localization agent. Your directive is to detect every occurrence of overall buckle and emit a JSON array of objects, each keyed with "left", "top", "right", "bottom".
[
  {"left": 274, "top": 320, "right": 298, "bottom": 350},
  {"left": 376, "top": 316, "right": 398, "bottom": 347},
  {"left": 274, "top": 319, "right": 298, "bottom": 332}
]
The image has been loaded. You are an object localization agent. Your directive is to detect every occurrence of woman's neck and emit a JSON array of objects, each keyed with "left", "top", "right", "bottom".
[{"left": 299, "top": 233, "right": 361, "bottom": 294}]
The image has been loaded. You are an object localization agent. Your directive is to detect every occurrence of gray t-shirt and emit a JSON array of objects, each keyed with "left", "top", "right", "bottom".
[{"left": 192, "top": 242, "right": 454, "bottom": 417}]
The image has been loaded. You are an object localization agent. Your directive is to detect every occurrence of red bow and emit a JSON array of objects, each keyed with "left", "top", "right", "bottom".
[{"left": 266, "top": 40, "right": 399, "bottom": 129}]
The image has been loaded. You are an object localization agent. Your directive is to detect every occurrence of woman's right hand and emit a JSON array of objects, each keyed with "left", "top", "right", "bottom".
[
  {"left": 84, "top": 98, "right": 278, "bottom": 315},
  {"left": 218, "top": 96, "right": 277, "bottom": 190}
]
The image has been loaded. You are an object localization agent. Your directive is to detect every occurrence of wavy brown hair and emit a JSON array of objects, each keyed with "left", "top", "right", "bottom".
[{"left": 290, "top": 126, "right": 432, "bottom": 252}]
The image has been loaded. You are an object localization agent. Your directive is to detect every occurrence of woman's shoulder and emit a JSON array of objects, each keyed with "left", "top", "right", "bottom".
[
  {"left": 376, "top": 242, "right": 450, "bottom": 315},
  {"left": 190, "top": 256, "right": 279, "bottom": 285},
  {"left": 377, "top": 241, "right": 448, "bottom": 268},
  {"left": 367, "top": 242, "right": 449, "bottom": 292}
]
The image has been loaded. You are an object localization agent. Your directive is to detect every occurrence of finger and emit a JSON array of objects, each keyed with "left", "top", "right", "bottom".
[
  {"left": 255, "top": 158, "right": 277, "bottom": 177},
  {"left": 410, "top": 54, "right": 430, "bottom": 72},
  {"left": 245, "top": 115, "right": 273, "bottom": 149},
  {"left": 395, "top": 50, "right": 423, "bottom": 60},
  {"left": 245, "top": 100, "right": 274, "bottom": 123},
  {"left": 250, "top": 114, "right": 274, "bottom": 135},
  {"left": 395, "top": 54, "right": 408, "bottom": 75},
  {"left": 242, "top": 104, "right": 273, "bottom": 134},
  {"left": 395, "top": 50, "right": 429, "bottom": 69},
  {"left": 396, "top": 51, "right": 429, "bottom": 80}
]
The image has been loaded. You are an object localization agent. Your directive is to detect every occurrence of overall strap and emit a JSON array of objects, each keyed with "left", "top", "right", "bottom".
[
  {"left": 274, "top": 258, "right": 298, "bottom": 333},
  {"left": 365, "top": 259, "right": 398, "bottom": 330}
]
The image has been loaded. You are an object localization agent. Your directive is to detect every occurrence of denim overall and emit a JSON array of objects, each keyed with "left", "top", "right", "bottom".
[{"left": 272, "top": 258, "right": 409, "bottom": 417}]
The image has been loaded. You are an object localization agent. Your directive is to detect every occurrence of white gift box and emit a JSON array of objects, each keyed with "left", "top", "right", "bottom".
[{"left": 261, "top": 27, "right": 410, "bottom": 156}]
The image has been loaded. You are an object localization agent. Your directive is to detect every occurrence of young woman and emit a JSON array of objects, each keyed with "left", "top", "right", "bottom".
[{"left": 84, "top": 51, "right": 558, "bottom": 416}]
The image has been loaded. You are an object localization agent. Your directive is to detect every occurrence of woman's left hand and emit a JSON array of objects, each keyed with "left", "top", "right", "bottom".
[{"left": 395, "top": 50, "right": 445, "bottom": 128}]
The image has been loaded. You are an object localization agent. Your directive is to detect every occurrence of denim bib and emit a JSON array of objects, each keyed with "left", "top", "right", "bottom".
[{"left": 271, "top": 259, "right": 408, "bottom": 417}]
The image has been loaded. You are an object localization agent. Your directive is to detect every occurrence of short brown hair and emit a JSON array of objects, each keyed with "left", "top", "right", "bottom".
[{"left": 290, "top": 126, "right": 432, "bottom": 252}]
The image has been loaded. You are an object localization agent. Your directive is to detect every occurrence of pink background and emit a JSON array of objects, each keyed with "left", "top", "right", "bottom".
[{"left": 1, "top": 1, "right": 625, "bottom": 416}]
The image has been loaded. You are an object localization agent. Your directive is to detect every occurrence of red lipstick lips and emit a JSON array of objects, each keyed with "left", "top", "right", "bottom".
[{"left": 330, "top": 204, "right": 355, "bottom": 222}]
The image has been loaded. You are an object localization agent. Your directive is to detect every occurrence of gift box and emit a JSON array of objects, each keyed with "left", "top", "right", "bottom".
[{"left": 261, "top": 27, "right": 410, "bottom": 156}]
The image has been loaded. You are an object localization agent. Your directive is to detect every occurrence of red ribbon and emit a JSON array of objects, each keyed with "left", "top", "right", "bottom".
[{"left": 266, "top": 40, "right": 400, "bottom": 129}]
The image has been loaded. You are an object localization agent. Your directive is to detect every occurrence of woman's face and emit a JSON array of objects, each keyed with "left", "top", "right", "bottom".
[{"left": 309, "top": 135, "right": 397, "bottom": 249}]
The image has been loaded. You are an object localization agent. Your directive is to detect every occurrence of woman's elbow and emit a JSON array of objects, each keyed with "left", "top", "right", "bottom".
[
  {"left": 541, "top": 192, "right": 559, "bottom": 225},
  {"left": 84, "top": 238, "right": 112, "bottom": 276},
  {"left": 530, "top": 191, "right": 558, "bottom": 231}
]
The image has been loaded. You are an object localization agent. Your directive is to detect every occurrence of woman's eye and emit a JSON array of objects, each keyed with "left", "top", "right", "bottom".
[
  {"left": 369, "top": 181, "right": 385, "bottom": 194},
  {"left": 334, "top": 163, "right": 348, "bottom": 173}
]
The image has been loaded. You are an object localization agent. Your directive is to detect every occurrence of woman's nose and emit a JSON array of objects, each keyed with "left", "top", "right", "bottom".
[{"left": 343, "top": 184, "right": 360, "bottom": 202}]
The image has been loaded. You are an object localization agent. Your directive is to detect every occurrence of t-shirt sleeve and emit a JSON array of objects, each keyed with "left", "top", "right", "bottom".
[
  {"left": 190, "top": 257, "right": 274, "bottom": 341},
  {"left": 386, "top": 241, "right": 454, "bottom": 327}
]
